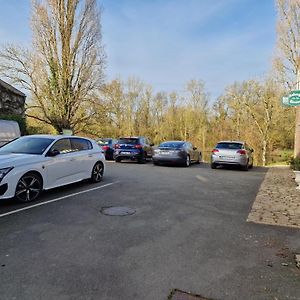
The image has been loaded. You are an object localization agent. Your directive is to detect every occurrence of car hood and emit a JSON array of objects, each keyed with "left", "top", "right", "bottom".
[{"left": 0, "top": 153, "right": 44, "bottom": 168}]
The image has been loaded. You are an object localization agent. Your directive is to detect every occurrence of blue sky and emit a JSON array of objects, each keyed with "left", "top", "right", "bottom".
[{"left": 0, "top": 0, "right": 276, "bottom": 99}]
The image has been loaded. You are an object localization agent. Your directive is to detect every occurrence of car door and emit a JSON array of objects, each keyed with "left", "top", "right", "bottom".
[
  {"left": 186, "top": 142, "right": 195, "bottom": 161},
  {"left": 44, "top": 138, "right": 79, "bottom": 188},
  {"left": 70, "top": 137, "right": 95, "bottom": 179}
]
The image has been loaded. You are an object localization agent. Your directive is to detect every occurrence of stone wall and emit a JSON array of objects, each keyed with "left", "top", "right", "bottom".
[{"left": 0, "top": 80, "right": 26, "bottom": 116}]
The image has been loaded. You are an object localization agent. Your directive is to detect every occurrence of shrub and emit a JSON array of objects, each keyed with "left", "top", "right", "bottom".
[{"left": 290, "top": 157, "right": 300, "bottom": 171}]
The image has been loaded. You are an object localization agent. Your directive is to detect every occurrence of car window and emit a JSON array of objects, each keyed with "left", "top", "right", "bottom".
[
  {"left": 71, "top": 138, "right": 92, "bottom": 151},
  {"left": 118, "top": 138, "right": 139, "bottom": 144},
  {"left": 159, "top": 142, "right": 185, "bottom": 148},
  {"left": 97, "top": 139, "right": 111, "bottom": 145},
  {"left": 51, "top": 138, "right": 72, "bottom": 154},
  {"left": 0, "top": 137, "right": 54, "bottom": 155},
  {"left": 216, "top": 142, "right": 243, "bottom": 150}
]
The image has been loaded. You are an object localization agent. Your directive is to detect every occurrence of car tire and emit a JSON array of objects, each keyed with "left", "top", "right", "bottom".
[
  {"left": 15, "top": 172, "right": 43, "bottom": 203},
  {"left": 211, "top": 163, "right": 217, "bottom": 169},
  {"left": 91, "top": 162, "right": 104, "bottom": 182},
  {"left": 153, "top": 161, "right": 159, "bottom": 166},
  {"left": 241, "top": 161, "right": 249, "bottom": 171},
  {"left": 184, "top": 155, "right": 191, "bottom": 167},
  {"left": 138, "top": 153, "right": 147, "bottom": 164},
  {"left": 115, "top": 157, "right": 121, "bottom": 163}
]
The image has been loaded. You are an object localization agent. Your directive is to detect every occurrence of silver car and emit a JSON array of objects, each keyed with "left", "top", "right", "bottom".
[
  {"left": 153, "top": 141, "right": 201, "bottom": 167},
  {"left": 211, "top": 141, "right": 253, "bottom": 170}
]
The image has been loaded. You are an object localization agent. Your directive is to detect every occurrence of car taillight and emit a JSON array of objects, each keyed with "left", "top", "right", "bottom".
[
  {"left": 115, "top": 144, "right": 120, "bottom": 149},
  {"left": 237, "top": 149, "right": 246, "bottom": 155},
  {"left": 135, "top": 144, "right": 142, "bottom": 149},
  {"left": 212, "top": 149, "right": 219, "bottom": 153},
  {"left": 102, "top": 146, "right": 109, "bottom": 150}
]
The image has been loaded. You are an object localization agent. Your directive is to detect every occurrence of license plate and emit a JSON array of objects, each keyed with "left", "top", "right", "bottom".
[
  {"left": 220, "top": 156, "right": 235, "bottom": 161},
  {"left": 161, "top": 151, "right": 170, "bottom": 155},
  {"left": 121, "top": 151, "right": 131, "bottom": 154}
]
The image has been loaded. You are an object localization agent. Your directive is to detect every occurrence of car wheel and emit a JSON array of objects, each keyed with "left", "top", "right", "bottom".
[
  {"left": 184, "top": 155, "right": 191, "bottom": 167},
  {"left": 15, "top": 172, "right": 43, "bottom": 203},
  {"left": 241, "top": 161, "right": 249, "bottom": 171},
  {"left": 115, "top": 157, "right": 121, "bottom": 163},
  {"left": 211, "top": 163, "right": 217, "bottom": 169},
  {"left": 153, "top": 161, "right": 159, "bottom": 166},
  {"left": 91, "top": 162, "right": 104, "bottom": 182},
  {"left": 138, "top": 153, "right": 147, "bottom": 164}
]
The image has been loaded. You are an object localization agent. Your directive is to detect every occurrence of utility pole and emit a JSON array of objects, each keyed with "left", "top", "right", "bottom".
[{"left": 295, "top": 68, "right": 300, "bottom": 158}]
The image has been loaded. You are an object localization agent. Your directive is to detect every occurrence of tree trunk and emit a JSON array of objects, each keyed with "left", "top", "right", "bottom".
[
  {"left": 294, "top": 106, "right": 300, "bottom": 158},
  {"left": 262, "top": 139, "right": 267, "bottom": 167}
]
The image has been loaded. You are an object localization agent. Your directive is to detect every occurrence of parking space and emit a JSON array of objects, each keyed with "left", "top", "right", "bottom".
[{"left": 0, "top": 162, "right": 300, "bottom": 300}]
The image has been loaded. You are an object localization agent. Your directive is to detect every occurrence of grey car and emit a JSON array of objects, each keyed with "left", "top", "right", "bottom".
[
  {"left": 152, "top": 141, "right": 201, "bottom": 167},
  {"left": 211, "top": 140, "right": 253, "bottom": 170}
]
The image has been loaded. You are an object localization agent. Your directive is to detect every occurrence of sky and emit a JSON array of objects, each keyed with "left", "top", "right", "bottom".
[{"left": 0, "top": 0, "right": 276, "bottom": 99}]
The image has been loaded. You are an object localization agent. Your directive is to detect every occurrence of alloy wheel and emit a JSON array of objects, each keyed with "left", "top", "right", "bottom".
[
  {"left": 15, "top": 173, "right": 42, "bottom": 203},
  {"left": 91, "top": 162, "right": 104, "bottom": 182},
  {"left": 185, "top": 155, "right": 190, "bottom": 167}
]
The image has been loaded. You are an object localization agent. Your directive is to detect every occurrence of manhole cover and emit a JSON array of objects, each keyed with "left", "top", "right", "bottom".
[
  {"left": 100, "top": 206, "right": 136, "bottom": 216},
  {"left": 169, "top": 289, "right": 212, "bottom": 300}
]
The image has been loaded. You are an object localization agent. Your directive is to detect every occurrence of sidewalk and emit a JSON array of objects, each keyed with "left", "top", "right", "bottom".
[{"left": 247, "top": 166, "right": 300, "bottom": 229}]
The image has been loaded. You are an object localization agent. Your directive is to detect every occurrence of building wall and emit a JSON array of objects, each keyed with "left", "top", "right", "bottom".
[{"left": 0, "top": 84, "right": 26, "bottom": 116}]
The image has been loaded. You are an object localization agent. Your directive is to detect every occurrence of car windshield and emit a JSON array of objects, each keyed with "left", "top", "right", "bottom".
[
  {"left": 117, "top": 138, "right": 138, "bottom": 144},
  {"left": 97, "top": 139, "right": 111, "bottom": 145},
  {"left": 0, "top": 137, "right": 55, "bottom": 155},
  {"left": 159, "top": 142, "right": 184, "bottom": 148},
  {"left": 216, "top": 142, "right": 243, "bottom": 150}
]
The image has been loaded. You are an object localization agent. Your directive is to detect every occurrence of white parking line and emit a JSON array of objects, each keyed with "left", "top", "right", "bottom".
[{"left": 0, "top": 181, "right": 119, "bottom": 219}]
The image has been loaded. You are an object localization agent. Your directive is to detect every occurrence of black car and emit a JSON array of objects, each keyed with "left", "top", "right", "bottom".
[
  {"left": 152, "top": 141, "right": 201, "bottom": 167},
  {"left": 114, "top": 137, "right": 153, "bottom": 163},
  {"left": 96, "top": 138, "right": 117, "bottom": 160}
]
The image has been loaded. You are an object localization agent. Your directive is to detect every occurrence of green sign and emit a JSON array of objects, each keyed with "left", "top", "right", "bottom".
[
  {"left": 282, "top": 90, "right": 300, "bottom": 107},
  {"left": 282, "top": 96, "right": 289, "bottom": 106},
  {"left": 288, "top": 90, "right": 300, "bottom": 106}
]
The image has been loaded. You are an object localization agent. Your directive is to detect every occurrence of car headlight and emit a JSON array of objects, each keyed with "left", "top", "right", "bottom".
[{"left": 0, "top": 167, "right": 13, "bottom": 182}]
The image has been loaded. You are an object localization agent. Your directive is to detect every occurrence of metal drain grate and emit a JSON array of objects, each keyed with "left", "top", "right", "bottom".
[
  {"left": 169, "top": 289, "right": 212, "bottom": 300},
  {"left": 100, "top": 206, "right": 136, "bottom": 216}
]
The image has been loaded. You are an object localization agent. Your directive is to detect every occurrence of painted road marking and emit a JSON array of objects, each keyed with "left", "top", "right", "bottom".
[{"left": 0, "top": 181, "right": 119, "bottom": 218}]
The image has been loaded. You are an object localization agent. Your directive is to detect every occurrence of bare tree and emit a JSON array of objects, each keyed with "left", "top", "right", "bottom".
[
  {"left": 0, "top": 0, "right": 105, "bottom": 133},
  {"left": 275, "top": 0, "right": 300, "bottom": 157}
]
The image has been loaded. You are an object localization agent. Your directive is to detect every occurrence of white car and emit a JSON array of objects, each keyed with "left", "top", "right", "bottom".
[{"left": 0, "top": 135, "right": 105, "bottom": 202}]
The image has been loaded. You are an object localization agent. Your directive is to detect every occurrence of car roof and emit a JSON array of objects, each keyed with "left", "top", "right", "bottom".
[
  {"left": 160, "top": 140, "right": 185, "bottom": 143},
  {"left": 119, "top": 136, "right": 141, "bottom": 139},
  {"left": 217, "top": 140, "right": 245, "bottom": 144},
  {"left": 21, "top": 134, "right": 94, "bottom": 141}
]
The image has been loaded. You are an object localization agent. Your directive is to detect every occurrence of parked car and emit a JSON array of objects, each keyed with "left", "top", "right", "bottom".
[
  {"left": 0, "top": 135, "right": 105, "bottom": 203},
  {"left": 211, "top": 140, "right": 253, "bottom": 170},
  {"left": 96, "top": 138, "right": 117, "bottom": 160},
  {"left": 0, "top": 119, "right": 21, "bottom": 146},
  {"left": 114, "top": 137, "right": 153, "bottom": 163},
  {"left": 152, "top": 141, "right": 201, "bottom": 167}
]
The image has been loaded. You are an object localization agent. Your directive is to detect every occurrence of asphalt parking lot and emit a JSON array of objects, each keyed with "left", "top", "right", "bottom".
[{"left": 0, "top": 162, "right": 300, "bottom": 300}]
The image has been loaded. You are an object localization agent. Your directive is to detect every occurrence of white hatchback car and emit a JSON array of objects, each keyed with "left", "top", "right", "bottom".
[
  {"left": 0, "top": 135, "right": 105, "bottom": 202},
  {"left": 211, "top": 140, "right": 253, "bottom": 171}
]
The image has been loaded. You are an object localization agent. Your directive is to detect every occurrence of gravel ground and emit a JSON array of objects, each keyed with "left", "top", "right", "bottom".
[{"left": 247, "top": 166, "right": 300, "bottom": 228}]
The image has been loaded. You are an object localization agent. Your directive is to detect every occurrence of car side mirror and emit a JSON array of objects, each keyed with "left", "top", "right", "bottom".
[
  {"left": 47, "top": 149, "right": 60, "bottom": 157},
  {"left": 193, "top": 147, "right": 197, "bottom": 150}
]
